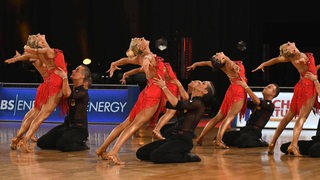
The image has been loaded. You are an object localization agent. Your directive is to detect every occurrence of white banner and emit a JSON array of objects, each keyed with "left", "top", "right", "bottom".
[{"left": 236, "top": 92, "right": 320, "bottom": 129}]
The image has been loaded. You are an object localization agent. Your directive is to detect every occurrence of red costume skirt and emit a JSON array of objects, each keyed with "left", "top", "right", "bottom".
[
  {"left": 290, "top": 78, "right": 317, "bottom": 116},
  {"left": 219, "top": 83, "right": 247, "bottom": 119}
]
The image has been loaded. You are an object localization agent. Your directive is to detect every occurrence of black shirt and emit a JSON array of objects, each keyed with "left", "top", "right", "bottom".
[
  {"left": 166, "top": 97, "right": 206, "bottom": 134},
  {"left": 245, "top": 100, "right": 274, "bottom": 130},
  {"left": 64, "top": 85, "right": 89, "bottom": 128}
]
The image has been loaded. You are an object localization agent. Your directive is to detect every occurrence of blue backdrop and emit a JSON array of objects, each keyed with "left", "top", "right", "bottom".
[{"left": 0, "top": 85, "right": 140, "bottom": 124}]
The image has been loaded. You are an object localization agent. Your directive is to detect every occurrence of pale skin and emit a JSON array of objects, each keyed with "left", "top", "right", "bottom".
[
  {"left": 16, "top": 34, "right": 68, "bottom": 152},
  {"left": 96, "top": 37, "right": 166, "bottom": 165},
  {"left": 186, "top": 52, "right": 245, "bottom": 148},
  {"left": 252, "top": 42, "right": 316, "bottom": 156}
]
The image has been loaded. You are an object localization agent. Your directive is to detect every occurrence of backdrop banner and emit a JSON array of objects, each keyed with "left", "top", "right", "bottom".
[
  {"left": 0, "top": 85, "right": 140, "bottom": 124},
  {"left": 236, "top": 92, "right": 319, "bottom": 130}
]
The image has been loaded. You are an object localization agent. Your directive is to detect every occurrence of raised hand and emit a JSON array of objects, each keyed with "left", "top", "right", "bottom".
[
  {"left": 4, "top": 51, "right": 21, "bottom": 64},
  {"left": 186, "top": 64, "right": 196, "bottom": 71},
  {"left": 251, "top": 64, "right": 265, "bottom": 72},
  {"left": 106, "top": 63, "right": 121, "bottom": 78}
]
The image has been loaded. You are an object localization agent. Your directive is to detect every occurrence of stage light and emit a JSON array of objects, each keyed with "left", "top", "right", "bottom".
[
  {"left": 155, "top": 38, "right": 168, "bottom": 51},
  {"left": 237, "top": 41, "right": 247, "bottom": 51},
  {"left": 83, "top": 58, "right": 91, "bottom": 65}
]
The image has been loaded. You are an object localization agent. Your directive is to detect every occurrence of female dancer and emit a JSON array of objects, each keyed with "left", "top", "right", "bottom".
[
  {"left": 7, "top": 33, "right": 68, "bottom": 152},
  {"left": 96, "top": 37, "right": 168, "bottom": 164},
  {"left": 252, "top": 42, "right": 319, "bottom": 156},
  {"left": 186, "top": 52, "right": 247, "bottom": 149},
  {"left": 119, "top": 62, "right": 188, "bottom": 140},
  {"left": 5, "top": 35, "right": 49, "bottom": 150}
]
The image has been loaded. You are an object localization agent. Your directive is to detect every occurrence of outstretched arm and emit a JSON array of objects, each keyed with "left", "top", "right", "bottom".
[
  {"left": 106, "top": 57, "right": 139, "bottom": 78},
  {"left": 120, "top": 67, "right": 144, "bottom": 84},
  {"left": 4, "top": 51, "right": 37, "bottom": 64},
  {"left": 251, "top": 56, "right": 287, "bottom": 72},
  {"left": 186, "top": 60, "right": 212, "bottom": 71}
]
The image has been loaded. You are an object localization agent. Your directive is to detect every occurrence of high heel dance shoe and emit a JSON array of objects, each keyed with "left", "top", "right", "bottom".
[
  {"left": 213, "top": 140, "right": 229, "bottom": 149},
  {"left": 10, "top": 137, "right": 21, "bottom": 150},
  {"left": 267, "top": 143, "right": 275, "bottom": 155},
  {"left": 287, "top": 145, "right": 302, "bottom": 157},
  {"left": 96, "top": 148, "right": 109, "bottom": 160},
  {"left": 106, "top": 154, "right": 125, "bottom": 165}
]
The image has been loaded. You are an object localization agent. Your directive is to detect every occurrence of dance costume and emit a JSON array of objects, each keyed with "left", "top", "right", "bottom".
[
  {"left": 217, "top": 61, "right": 247, "bottom": 119},
  {"left": 128, "top": 56, "right": 165, "bottom": 125},
  {"left": 290, "top": 53, "right": 319, "bottom": 115},
  {"left": 37, "top": 85, "right": 89, "bottom": 152},
  {"left": 223, "top": 100, "right": 274, "bottom": 148}
]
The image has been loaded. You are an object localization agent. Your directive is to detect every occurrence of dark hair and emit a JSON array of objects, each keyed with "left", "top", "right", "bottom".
[
  {"left": 202, "top": 81, "right": 215, "bottom": 107},
  {"left": 272, "top": 83, "right": 280, "bottom": 98},
  {"left": 80, "top": 65, "right": 92, "bottom": 88}
]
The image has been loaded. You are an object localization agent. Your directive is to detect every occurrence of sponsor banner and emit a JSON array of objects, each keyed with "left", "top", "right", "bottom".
[
  {"left": 236, "top": 92, "right": 319, "bottom": 129},
  {"left": 0, "top": 86, "right": 140, "bottom": 123}
]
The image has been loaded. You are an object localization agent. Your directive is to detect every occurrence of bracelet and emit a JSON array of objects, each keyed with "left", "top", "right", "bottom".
[
  {"left": 62, "top": 76, "right": 68, "bottom": 80},
  {"left": 244, "top": 86, "right": 249, "bottom": 90},
  {"left": 161, "top": 86, "right": 167, "bottom": 90},
  {"left": 314, "top": 80, "right": 319, "bottom": 83}
]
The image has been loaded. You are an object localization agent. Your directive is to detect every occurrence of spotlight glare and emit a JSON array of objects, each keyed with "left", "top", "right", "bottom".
[
  {"left": 83, "top": 58, "right": 91, "bottom": 65},
  {"left": 155, "top": 38, "right": 168, "bottom": 51}
]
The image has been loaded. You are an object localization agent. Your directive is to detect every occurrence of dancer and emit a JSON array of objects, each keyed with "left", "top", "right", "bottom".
[
  {"left": 119, "top": 63, "right": 188, "bottom": 140},
  {"left": 96, "top": 37, "right": 171, "bottom": 164},
  {"left": 252, "top": 42, "right": 319, "bottom": 156},
  {"left": 222, "top": 78, "right": 280, "bottom": 148},
  {"left": 14, "top": 33, "right": 68, "bottom": 152},
  {"left": 37, "top": 65, "right": 92, "bottom": 152},
  {"left": 136, "top": 77, "right": 215, "bottom": 163},
  {"left": 279, "top": 71, "right": 320, "bottom": 157},
  {"left": 186, "top": 52, "right": 247, "bottom": 149},
  {"left": 4, "top": 35, "right": 50, "bottom": 150}
]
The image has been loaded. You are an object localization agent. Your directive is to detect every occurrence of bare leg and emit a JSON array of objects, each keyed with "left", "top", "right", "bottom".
[
  {"left": 196, "top": 112, "right": 224, "bottom": 145},
  {"left": 152, "top": 109, "right": 176, "bottom": 140},
  {"left": 106, "top": 105, "right": 159, "bottom": 165},
  {"left": 267, "top": 111, "right": 295, "bottom": 155},
  {"left": 18, "top": 95, "right": 60, "bottom": 152},
  {"left": 96, "top": 118, "right": 132, "bottom": 159},
  {"left": 214, "top": 100, "right": 244, "bottom": 149},
  {"left": 288, "top": 97, "right": 315, "bottom": 156},
  {"left": 10, "top": 108, "right": 39, "bottom": 150}
]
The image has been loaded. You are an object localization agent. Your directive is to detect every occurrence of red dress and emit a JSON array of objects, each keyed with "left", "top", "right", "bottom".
[
  {"left": 290, "top": 52, "right": 319, "bottom": 116},
  {"left": 219, "top": 61, "right": 247, "bottom": 119},
  {"left": 34, "top": 76, "right": 50, "bottom": 109},
  {"left": 128, "top": 56, "right": 166, "bottom": 125},
  {"left": 36, "top": 49, "right": 68, "bottom": 115}
]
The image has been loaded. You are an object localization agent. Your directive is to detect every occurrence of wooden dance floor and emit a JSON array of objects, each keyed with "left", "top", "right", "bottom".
[{"left": 1, "top": 121, "right": 320, "bottom": 180}]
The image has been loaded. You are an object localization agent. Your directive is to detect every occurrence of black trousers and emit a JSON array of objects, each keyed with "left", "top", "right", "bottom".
[
  {"left": 222, "top": 126, "right": 268, "bottom": 148},
  {"left": 37, "top": 124, "right": 88, "bottom": 152},
  {"left": 136, "top": 133, "right": 194, "bottom": 163}
]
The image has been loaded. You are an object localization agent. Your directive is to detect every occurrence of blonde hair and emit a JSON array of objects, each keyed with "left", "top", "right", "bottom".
[
  {"left": 126, "top": 38, "right": 148, "bottom": 57},
  {"left": 279, "top": 42, "right": 295, "bottom": 57},
  {"left": 26, "top": 35, "right": 39, "bottom": 48}
]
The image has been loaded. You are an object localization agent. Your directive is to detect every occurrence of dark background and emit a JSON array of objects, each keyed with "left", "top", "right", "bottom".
[{"left": 1, "top": 0, "right": 320, "bottom": 108}]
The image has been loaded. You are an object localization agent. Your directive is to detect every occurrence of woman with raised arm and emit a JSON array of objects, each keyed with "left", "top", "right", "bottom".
[
  {"left": 4, "top": 35, "right": 49, "bottom": 150},
  {"left": 252, "top": 42, "right": 319, "bottom": 156},
  {"left": 186, "top": 52, "right": 247, "bottom": 149},
  {"left": 96, "top": 37, "right": 183, "bottom": 165},
  {"left": 15, "top": 33, "right": 68, "bottom": 152}
]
